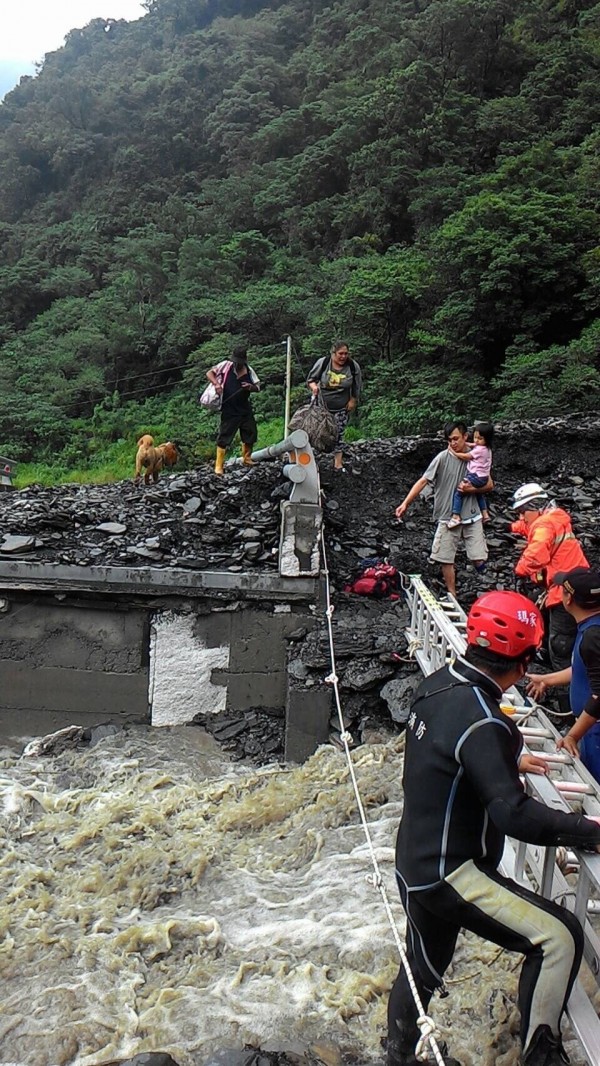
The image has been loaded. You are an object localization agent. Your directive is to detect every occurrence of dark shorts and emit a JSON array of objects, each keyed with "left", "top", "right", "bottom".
[{"left": 217, "top": 410, "right": 258, "bottom": 449}]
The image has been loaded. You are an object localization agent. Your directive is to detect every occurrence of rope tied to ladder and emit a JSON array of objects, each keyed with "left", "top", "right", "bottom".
[{"left": 318, "top": 526, "right": 447, "bottom": 1066}]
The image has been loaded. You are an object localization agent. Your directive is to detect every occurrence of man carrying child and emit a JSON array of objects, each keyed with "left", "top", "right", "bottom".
[
  {"left": 395, "top": 420, "right": 491, "bottom": 598},
  {"left": 447, "top": 421, "right": 494, "bottom": 528}
]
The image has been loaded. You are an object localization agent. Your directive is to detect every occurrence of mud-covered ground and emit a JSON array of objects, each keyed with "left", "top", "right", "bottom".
[
  {"left": 2, "top": 414, "right": 599, "bottom": 758},
  {"left": 1, "top": 415, "right": 598, "bottom": 600}
]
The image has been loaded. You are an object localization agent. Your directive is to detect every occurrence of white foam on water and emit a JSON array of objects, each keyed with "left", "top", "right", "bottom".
[{"left": 0, "top": 726, "right": 588, "bottom": 1066}]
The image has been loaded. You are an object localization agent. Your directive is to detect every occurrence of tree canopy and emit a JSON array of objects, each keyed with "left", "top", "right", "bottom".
[{"left": 0, "top": 0, "right": 598, "bottom": 466}]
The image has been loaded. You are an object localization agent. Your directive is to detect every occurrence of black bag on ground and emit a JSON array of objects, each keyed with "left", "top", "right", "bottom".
[{"left": 288, "top": 391, "right": 337, "bottom": 452}]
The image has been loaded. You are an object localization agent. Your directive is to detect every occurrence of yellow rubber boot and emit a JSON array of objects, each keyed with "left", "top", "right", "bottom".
[
  {"left": 214, "top": 446, "right": 227, "bottom": 476},
  {"left": 241, "top": 443, "right": 255, "bottom": 466}
]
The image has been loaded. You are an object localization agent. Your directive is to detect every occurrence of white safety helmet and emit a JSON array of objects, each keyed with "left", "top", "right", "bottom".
[{"left": 511, "top": 482, "right": 549, "bottom": 511}]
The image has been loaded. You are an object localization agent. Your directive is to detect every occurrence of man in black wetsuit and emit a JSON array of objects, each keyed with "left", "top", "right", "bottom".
[{"left": 388, "top": 590, "right": 600, "bottom": 1066}]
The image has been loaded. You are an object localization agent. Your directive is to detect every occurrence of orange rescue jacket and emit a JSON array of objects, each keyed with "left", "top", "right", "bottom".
[{"left": 511, "top": 507, "right": 589, "bottom": 608}]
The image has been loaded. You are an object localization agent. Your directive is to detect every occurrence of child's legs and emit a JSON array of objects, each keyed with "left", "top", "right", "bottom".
[
  {"left": 451, "top": 486, "right": 464, "bottom": 515},
  {"left": 464, "top": 473, "right": 489, "bottom": 515},
  {"left": 466, "top": 473, "right": 488, "bottom": 489},
  {"left": 452, "top": 472, "right": 487, "bottom": 516}
]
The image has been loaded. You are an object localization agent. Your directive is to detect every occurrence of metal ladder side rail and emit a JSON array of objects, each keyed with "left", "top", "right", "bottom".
[
  {"left": 403, "top": 576, "right": 600, "bottom": 1063},
  {"left": 501, "top": 835, "right": 600, "bottom": 1066},
  {"left": 406, "top": 577, "right": 467, "bottom": 675}
]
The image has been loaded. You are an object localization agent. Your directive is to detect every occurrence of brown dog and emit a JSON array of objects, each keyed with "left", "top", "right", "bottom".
[{"left": 134, "top": 436, "right": 179, "bottom": 484}]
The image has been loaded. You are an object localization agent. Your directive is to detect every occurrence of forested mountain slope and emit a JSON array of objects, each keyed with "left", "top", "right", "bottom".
[{"left": 0, "top": 0, "right": 598, "bottom": 467}]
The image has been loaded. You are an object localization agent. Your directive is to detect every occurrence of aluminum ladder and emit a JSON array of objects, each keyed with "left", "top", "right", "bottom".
[{"left": 404, "top": 575, "right": 600, "bottom": 1064}]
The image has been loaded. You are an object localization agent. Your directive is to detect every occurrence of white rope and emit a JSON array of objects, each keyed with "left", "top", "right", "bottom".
[
  {"left": 319, "top": 527, "right": 446, "bottom": 1066},
  {"left": 406, "top": 636, "right": 423, "bottom": 658}
]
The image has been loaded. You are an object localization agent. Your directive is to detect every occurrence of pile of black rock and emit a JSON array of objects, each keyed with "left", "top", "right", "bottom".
[
  {"left": 190, "top": 705, "right": 286, "bottom": 761},
  {"left": 0, "top": 463, "right": 286, "bottom": 570},
  {"left": 108, "top": 1045, "right": 342, "bottom": 1065},
  {"left": 2, "top": 415, "right": 599, "bottom": 761},
  {"left": 1, "top": 415, "right": 598, "bottom": 592}
]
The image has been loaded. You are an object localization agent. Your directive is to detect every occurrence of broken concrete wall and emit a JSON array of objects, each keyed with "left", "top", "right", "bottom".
[
  {"left": 0, "top": 592, "right": 320, "bottom": 747},
  {"left": 150, "top": 603, "right": 316, "bottom": 726},
  {"left": 0, "top": 596, "right": 149, "bottom": 734}
]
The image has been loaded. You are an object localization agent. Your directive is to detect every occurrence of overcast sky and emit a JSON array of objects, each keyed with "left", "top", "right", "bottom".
[{"left": 1, "top": 0, "right": 147, "bottom": 98}]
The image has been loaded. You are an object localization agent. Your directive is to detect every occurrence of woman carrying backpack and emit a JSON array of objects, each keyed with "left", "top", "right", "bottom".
[{"left": 307, "top": 340, "right": 362, "bottom": 471}]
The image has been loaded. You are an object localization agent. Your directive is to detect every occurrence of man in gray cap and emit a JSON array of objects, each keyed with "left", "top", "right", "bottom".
[{"left": 528, "top": 567, "right": 600, "bottom": 781}]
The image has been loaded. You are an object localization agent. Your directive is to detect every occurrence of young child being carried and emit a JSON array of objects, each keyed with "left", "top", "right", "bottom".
[{"left": 447, "top": 420, "right": 494, "bottom": 528}]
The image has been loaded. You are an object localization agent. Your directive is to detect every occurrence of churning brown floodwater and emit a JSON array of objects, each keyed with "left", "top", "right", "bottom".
[{"left": 0, "top": 723, "right": 593, "bottom": 1066}]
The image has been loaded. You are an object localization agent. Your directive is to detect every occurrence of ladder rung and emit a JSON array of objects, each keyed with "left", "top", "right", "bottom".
[
  {"left": 520, "top": 728, "right": 554, "bottom": 739},
  {"left": 556, "top": 781, "right": 596, "bottom": 796}
]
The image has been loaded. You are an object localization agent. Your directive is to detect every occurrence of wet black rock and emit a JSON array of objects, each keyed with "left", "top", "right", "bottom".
[
  {"left": 190, "top": 708, "right": 285, "bottom": 762},
  {"left": 289, "top": 600, "right": 411, "bottom": 748},
  {"left": 199, "top": 1050, "right": 335, "bottom": 1066},
  {"left": 3, "top": 417, "right": 597, "bottom": 755},
  {"left": 340, "top": 659, "right": 396, "bottom": 690},
  {"left": 112, "top": 1055, "right": 181, "bottom": 1066},
  {"left": 380, "top": 676, "right": 421, "bottom": 724}
]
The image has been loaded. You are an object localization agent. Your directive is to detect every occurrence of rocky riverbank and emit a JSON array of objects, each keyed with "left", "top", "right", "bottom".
[
  {"left": 1, "top": 414, "right": 598, "bottom": 759},
  {"left": 1, "top": 414, "right": 598, "bottom": 589},
  {"left": 1, "top": 416, "right": 597, "bottom": 1066}
]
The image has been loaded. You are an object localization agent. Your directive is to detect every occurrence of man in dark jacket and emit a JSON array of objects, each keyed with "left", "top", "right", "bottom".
[
  {"left": 527, "top": 567, "right": 600, "bottom": 781},
  {"left": 389, "top": 590, "right": 600, "bottom": 1066}
]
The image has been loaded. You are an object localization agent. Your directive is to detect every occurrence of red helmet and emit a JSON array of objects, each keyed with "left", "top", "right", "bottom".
[{"left": 466, "top": 591, "right": 544, "bottom": 657}]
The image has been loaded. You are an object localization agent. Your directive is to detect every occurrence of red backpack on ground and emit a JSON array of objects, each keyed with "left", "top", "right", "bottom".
[{"left": 344, "top": 558, "right": 402, "bottom": 599}]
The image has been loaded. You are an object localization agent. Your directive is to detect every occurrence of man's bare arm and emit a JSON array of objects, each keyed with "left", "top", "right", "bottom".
[{"left": 395, "top": 476, "right": 429, "bottom": 520}]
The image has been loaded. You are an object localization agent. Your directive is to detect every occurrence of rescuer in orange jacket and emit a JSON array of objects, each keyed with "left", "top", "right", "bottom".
[{"left": 510, "top": 483, "right": 589, "bottom": 707}]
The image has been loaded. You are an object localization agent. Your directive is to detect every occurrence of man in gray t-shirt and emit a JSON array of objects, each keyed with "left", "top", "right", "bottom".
[{"left": 395, "top": 420, "right": 489, "bottom": 596}]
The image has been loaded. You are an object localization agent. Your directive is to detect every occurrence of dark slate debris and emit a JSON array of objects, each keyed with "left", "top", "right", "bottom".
[
  {"left": 3, "top": 416, "right": 598, "bottom": 760},
  {"left": 190, "top": 707, "right": 285, "bottom": 762},
  {"left": 0, "top": 463, "right": 284, "bottom": 571},
  {"left": 1, "top": 416, "right": 597, "bottom": 588}
]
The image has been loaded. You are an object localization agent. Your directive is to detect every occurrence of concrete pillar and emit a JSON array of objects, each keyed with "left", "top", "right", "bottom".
[
  {"left": 285, "top": 685, "right": 331, "bottom": 762},
  {"left": 279, "top": 502, "right": 322, "bottom": 577}
]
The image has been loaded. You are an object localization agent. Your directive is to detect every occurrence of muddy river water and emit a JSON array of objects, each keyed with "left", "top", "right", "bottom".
[{"left": 0, "top": 724, "right": 593, "bottom": 1066}]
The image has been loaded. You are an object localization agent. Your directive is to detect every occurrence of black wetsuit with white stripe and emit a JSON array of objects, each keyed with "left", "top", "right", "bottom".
[
  {"left": 389, "top": 656, "right": 600, "bottom": 1064},
  {"left": 396, "top": 657, "right": 600, "bottom": 887}
]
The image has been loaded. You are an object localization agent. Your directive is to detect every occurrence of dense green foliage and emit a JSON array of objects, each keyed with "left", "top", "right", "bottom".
[{"left": 0, "top": 0, "right": 598, "bottom": 476}]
